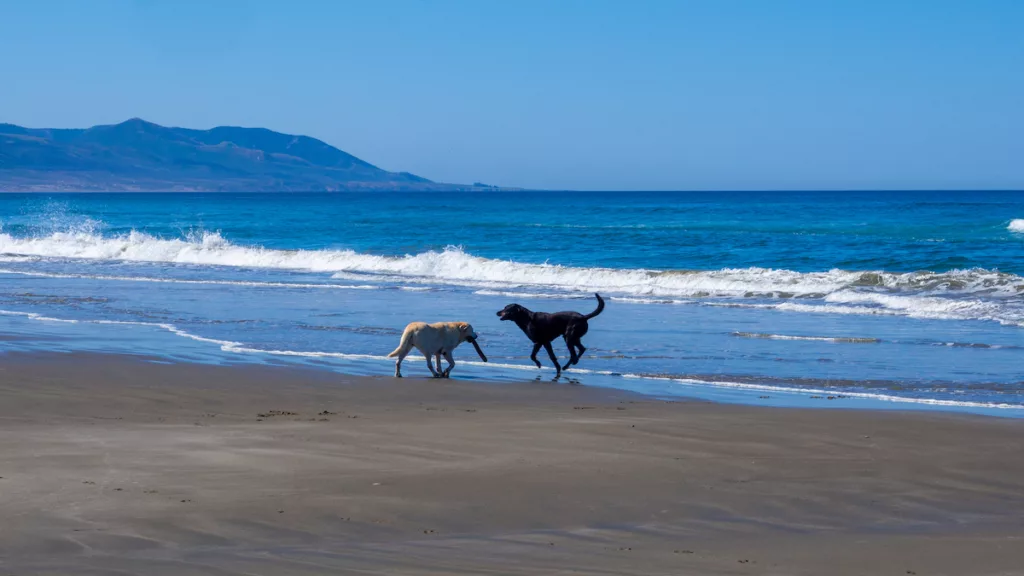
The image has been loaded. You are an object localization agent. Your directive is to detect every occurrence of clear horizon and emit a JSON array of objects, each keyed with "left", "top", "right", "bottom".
[{"left": 1, "top": 0, "right": 1022, "bottom": 191}]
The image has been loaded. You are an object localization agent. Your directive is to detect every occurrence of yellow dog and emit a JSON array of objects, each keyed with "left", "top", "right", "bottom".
[{"left": 388, "top": 322, "right": 487, "bottom": 378}]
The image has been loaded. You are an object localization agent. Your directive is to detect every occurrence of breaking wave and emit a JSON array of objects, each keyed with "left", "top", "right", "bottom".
[
  {"left": 1, "top": 229, "right": 1023, "bottom": 326},
  {"left": 1010, "top": 219, "right": 1024, "bottom": 233}
]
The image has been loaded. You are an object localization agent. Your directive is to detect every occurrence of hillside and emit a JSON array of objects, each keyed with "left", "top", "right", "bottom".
[{"left": 0, "top": 119, "right": 476, "bottom": 192}]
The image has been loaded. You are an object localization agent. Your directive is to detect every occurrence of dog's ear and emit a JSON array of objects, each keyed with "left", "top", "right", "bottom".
[{"left": 459, "top": 323, "right": 469, "bottom": 333}]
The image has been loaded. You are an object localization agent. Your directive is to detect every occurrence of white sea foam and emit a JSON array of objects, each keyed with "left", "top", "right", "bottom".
[
  {"left": 2, "top": 229, "right": 1023, "bottom": 326},
  {"left": 0, "top": 309, "right": 81, "bottom": 324},
  {"left": 823, "top": 291, "right": 1023, "bottom": 326},
  {"left": 473, "top": 290, "right": 591, "bottom": 300},
  {"left": 3, "top": 230, "right": 1020, "bottom": 295},
  {"left": 611, "top": 296, "right": 693, "bottom": 305},
  {"left": 732, "top": 332, "right": 879, "bottom": 343},
  {"left": 0, "top": 230, "right": 367, "bottom": 271},
  {"left": 0, "top": 309, "right": 384, "bottom": 361},
  {"left": 658, "top": 376, "right": 1024, "bottom": 410},
  {"left": 1010, "top": 219, "right": 1024, "bottom": 233},
  {"left": 477, "top": 290, "right": 693, "bottom": 305}
]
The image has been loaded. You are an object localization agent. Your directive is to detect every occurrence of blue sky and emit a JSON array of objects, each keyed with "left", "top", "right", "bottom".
[{"left": 1, "top": 0, "right": 1021, "bottom": 190}]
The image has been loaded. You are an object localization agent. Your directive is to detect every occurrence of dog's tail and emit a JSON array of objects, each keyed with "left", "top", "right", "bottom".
[
  {"left": 387, "top": 328, "right": 413, "bottom": 358},
  {"left": 583, "top": 293, "right": 605, "bottom": 320}
]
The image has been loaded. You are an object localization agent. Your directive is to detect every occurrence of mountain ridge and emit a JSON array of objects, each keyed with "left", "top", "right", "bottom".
[{"left": 0, "top": 118, "right": 494, "bottom": 192}]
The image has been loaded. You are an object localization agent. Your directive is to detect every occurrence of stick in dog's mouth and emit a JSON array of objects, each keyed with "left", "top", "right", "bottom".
[{"left": 467, "top": 337, "right": 488, "bottom": 362}]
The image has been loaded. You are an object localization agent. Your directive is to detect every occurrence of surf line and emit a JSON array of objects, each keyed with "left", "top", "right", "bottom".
[{"left": 2, "top": 308, "right": 1022, "bottom": 412}]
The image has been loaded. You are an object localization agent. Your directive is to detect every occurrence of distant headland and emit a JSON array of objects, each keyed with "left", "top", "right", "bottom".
[{"left": 0, "top": 118, "right": 510, "bottom": 192}]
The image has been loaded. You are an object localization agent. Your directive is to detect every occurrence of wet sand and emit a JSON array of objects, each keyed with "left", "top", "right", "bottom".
[{"left": 1, "top": 352, "right": 1023, "bottom": 575}]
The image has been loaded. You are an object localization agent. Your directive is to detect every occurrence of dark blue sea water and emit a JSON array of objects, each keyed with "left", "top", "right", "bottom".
[{"left": 1, "top": 191, "right": 1022, "bottom": 415}]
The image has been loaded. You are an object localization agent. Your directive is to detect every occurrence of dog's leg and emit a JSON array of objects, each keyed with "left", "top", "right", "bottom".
[
  {"left": 574, "top": 340, "right": 587, "bottom": 364},
  {"left": 423, "top": 351, "right": 440, "bottom": 378},
  {"left": 442, "top": 351, "right": 455, "bottom": 378},
  {"left": 562, "top": 337, "right": 579, "bottom": 371},
  {"left": 563, "top": 321, "right": 588, "bottom": 369},
  {"left": 394, "top": 349, "right": 407, "bottom": 377},
  {"left": 530, "top": 343, "right": 542, "bottom": 368},
  {"left": 543, "top": 342, "right": 561, "bottom": 377},
  {"left": 435, "top": 351, "right": 443, "bottom": 376}
]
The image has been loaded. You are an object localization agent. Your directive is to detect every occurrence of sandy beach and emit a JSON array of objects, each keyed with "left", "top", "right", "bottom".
[{"left": 1, "top": 352, "right": 1023, "bottom": 575}]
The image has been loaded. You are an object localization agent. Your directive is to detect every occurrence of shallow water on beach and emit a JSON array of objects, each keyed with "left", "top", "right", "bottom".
[{"left": 1, "top": 191, "right": 1022, "bottom": 416}]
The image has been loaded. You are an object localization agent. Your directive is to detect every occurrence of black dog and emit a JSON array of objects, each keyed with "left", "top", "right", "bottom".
[{"left": 497, "top": 293, "right": 605, "bottom": 377}]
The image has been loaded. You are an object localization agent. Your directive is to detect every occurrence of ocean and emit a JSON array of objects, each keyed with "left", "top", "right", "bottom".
[{"left": 1, "top": 191, "right": 1022, "bottom": 416}]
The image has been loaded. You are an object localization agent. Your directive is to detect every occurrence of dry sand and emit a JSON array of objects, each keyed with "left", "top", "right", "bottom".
[{"left": 1, "top": 352, "right": 1023, "bottom": 575}]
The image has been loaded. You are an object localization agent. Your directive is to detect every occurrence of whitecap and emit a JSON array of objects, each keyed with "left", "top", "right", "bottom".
[{"left": 2, "top": 229, "right": 1023, "bottom": 326}]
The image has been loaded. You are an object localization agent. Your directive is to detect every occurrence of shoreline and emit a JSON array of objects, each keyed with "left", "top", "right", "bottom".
[
  {"left": 3, "top": 316, "right": 1023, "bottom": 418},
  {"left": 2, "top": 351, "right": 1023, "bottom": 574}
]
